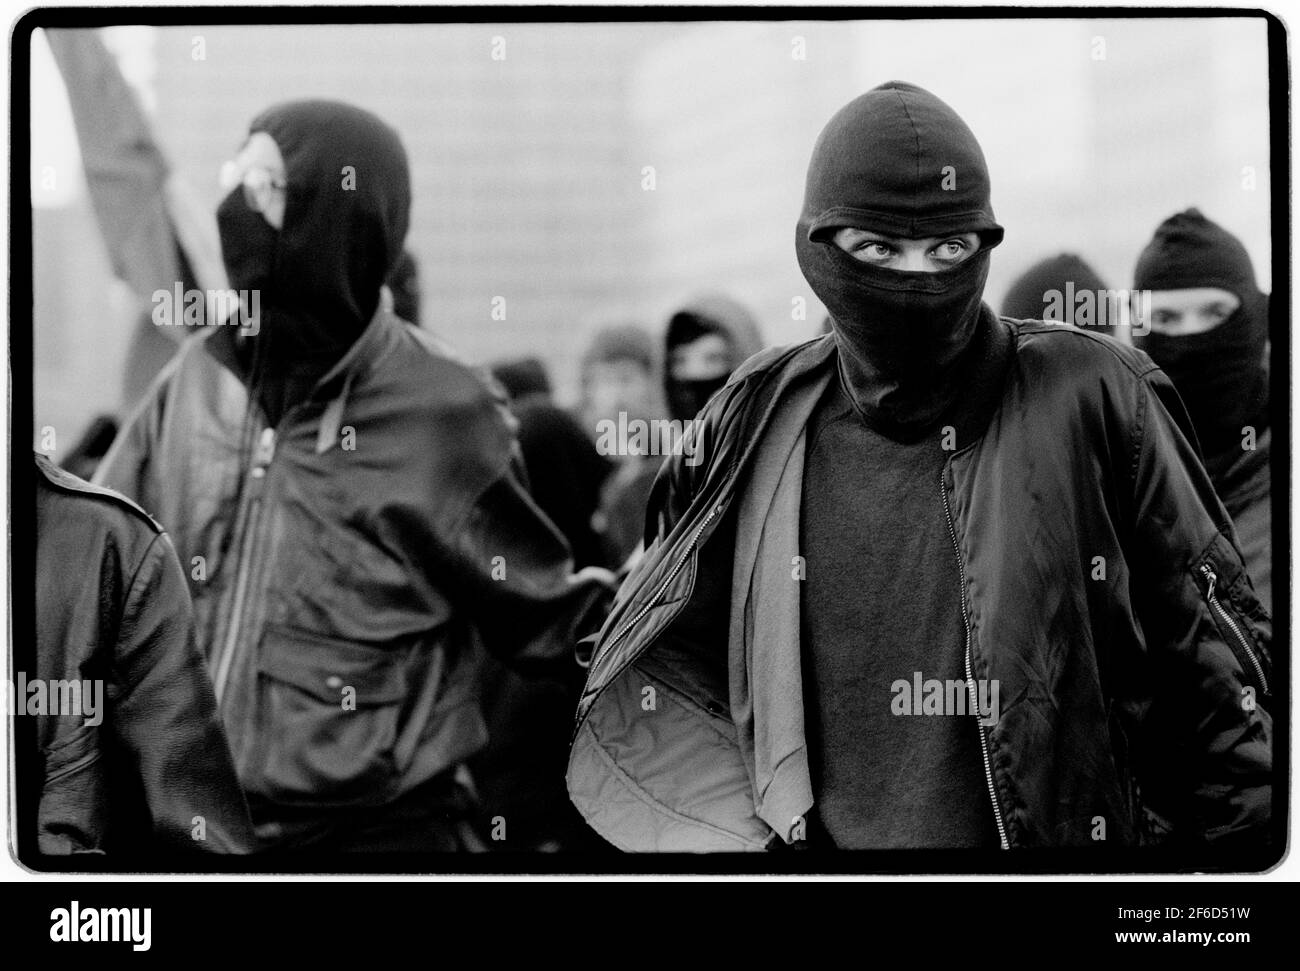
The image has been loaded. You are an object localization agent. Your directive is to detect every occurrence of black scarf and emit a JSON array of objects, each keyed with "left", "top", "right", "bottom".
[
  {"left": 795, "top": 81, "right": 1004, "bottom": 441},
  {"left": 216, "top": 100, "right": 411, "bottom": 425}
]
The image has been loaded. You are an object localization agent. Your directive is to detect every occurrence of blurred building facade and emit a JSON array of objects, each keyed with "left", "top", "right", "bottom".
[{"left": 32, "top": 18, "right": 1273, "bottom": 454}]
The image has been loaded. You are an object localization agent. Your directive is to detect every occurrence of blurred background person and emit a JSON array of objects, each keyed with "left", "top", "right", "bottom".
[
  {"left": 492, "top": 356, "right": 613, "bottom": 570},
  {"left": 595, "top": 298, "right": 768, "bottom": 567},
  {"left": 1001, "top": 253, "right": 1119, "bottom": 338},
  {"left": 472, "top": 356, "right": 617, "bottom": 851},
  {"left": 1132, "top": 209, "right": 1272, "bottom": 614},
  {"left": 579, "top": 324, "right": 662, "bottom": 565},
  {"left": 663, "top": 295, "right": 765, "bottom": 423},
  {"left": 579, "top": 324, "right": 659, "bottom": 438}
]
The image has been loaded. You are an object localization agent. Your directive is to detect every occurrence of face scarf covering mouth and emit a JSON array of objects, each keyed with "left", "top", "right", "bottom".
[
  {"left": 795, "top": 81, "right": 1004, "bottom": 440},
  {"left": 1132, "top": 208, "right": 1270, "bottom": 488},
  {"left": 216, "top": 99, "right": 412, "bottom": 426}
]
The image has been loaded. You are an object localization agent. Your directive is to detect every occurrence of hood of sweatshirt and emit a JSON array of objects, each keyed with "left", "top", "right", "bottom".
[{"left": 663, "top": 294, "right": 765, "bottom": 421}]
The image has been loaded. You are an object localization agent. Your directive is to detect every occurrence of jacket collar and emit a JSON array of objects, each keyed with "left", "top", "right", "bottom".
[
  {"left": 202, "top": 304, "right": 402, "bottom": 406},
  {"left": 722, "top": 308, "right": 1014, "bottom": 495}
]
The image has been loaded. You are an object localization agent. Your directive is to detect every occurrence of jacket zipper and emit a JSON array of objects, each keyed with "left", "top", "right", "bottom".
[
  {"left": 212, "top": 427, "right": 276, "bottom": 705},
  {"left": 939, "top": 467, "right": 1011, "bottom": 850},
  {"left": 1198, "top": 564, "right": 1268, "bottom": 694},
  {"left": 582, "top": 370, "right": 792, "bottom": 684},
  {"left": 585, "top": 494, "right": 726, "bottom": 680}
]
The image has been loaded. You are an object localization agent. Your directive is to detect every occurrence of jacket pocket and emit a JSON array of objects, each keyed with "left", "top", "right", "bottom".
[{"left": 248, "top": 625, "right": 412, "bottom": 807}]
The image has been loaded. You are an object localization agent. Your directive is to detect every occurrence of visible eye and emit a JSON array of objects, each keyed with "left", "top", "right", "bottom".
[
  {"left": 932, "top": 239, "right": 969, "bottom": 263},
  {"left": 856, "top": 241, "right": 895, "bottom": 261},
  {"left": 1151, "top": 309, "right": 1179, "bottom": 325},
  {"left": 1204, "top": 304, "right": 1233, "bottom": 323}
]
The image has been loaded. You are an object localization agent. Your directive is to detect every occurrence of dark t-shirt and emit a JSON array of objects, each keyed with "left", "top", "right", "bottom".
[{"left": 799, "top": 377, "right": 998, "bottom": 849}]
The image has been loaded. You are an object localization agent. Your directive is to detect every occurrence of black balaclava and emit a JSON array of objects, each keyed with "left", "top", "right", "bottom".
[
  {"left": 796, "top": 81, "right": 1004, "bottom": 440},
  {"left": 1002, "top": 253, "right": 1109, "bottom": 323},
  {"left": 216, "top": 100, "right": 411, "bottom": 425},
  {"left": 1132, "top": 209, "right": 1269, "bottom": 484},
  {"left": 663, "top": 295, "right": 764, "bottom": 421}
]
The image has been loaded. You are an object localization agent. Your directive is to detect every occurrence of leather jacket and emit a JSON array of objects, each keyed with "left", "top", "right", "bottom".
[
  {"left": 567, "top": 317, "right": 1274, "bottom": 851},
  {"left": 33, "top": 452, "right": 255, "bottom": 855},
  {"left": 96, "top": 310, "right": 613, "bottom": 845}
]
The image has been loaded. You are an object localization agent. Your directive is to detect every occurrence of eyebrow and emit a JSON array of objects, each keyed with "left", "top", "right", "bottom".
[
  {"left": 842, "top": 229, "right": 976, "bottom": 244},
  {"left": 840, "top": 230, "right": 901, "bottom": 246}
]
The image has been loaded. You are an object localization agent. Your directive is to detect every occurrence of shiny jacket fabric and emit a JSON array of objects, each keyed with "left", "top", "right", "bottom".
[
  {"left": 567, "top": 317, "right": 1273, "bottom": 851},
  {"left": 34, "top": 453, "right": 254, "bottom": 854},
  {"left": 96, "top": 309, "right": 612, "bottom": 846},
  {"left": 1218, "top": 427, "right": 1272, "bottom": 617}
]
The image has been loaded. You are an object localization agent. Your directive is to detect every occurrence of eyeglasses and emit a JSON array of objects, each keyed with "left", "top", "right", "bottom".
[{"left": 219, "top": 159, "right": 287, "bottom": 216}]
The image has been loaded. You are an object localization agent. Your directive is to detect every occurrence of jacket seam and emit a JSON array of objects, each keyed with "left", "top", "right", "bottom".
[
  {"left": 1130, "top": 376, "right": 1150, "bottom": 492},
  {"left": 1015, "top": 321, "right": 1162, "bottom": 381},
  {"left": 120, "top": 533, "right": 169, "bottom": 633}
]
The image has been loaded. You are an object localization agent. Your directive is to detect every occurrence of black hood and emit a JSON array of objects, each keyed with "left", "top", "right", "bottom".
[
  {"left": 1132, "top": 208, "right": 1269, "bottom": 486},
  {"left": 1001, "top": 253, "right": 1109, "bottom": 323},
  {"left": 218, "top": 99, "right": 410, "bottom": 423},
  {"left": 795, "top": 81, "right": 1004, "bottom": 440},
  {"left": 663, "top": 294, "right": 764, "bottom": 421}
]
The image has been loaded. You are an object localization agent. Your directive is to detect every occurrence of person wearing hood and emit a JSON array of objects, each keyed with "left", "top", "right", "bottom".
[
  {"left": 1131, "top": 209, "right": 1272, "bottom": 614},
  {"left": 1002, "top": 253, "right": 1121, "bottom": 338},
  {"left": 96, "top": 100, "right": 614, "bottom": 852},
  {"left": 568, "top": 82, "right": 1272, "bottom": 855},
  {"left": 663, "top": 295, "right": 765, "bottom": 422},
  {"left": 595, "top": 299, "right": 766, "bottom": 568}
]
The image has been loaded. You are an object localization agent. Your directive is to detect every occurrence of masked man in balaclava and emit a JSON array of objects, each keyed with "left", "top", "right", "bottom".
[
  {"left": 1132, "top": 209, "right": 1272, "bottom": 614},
  {"left": 97, "top": 100, "right": 614, "bottom": 852},
  {"left": 568, "top": 82, "right": 1272, "bottom": 854}
]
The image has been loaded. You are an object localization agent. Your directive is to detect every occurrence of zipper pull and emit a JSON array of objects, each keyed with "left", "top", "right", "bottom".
[
  {"left": 1199, "top": 563, "right": 1216, "bottom": 599},
  {"left": 251, "top": 428, "right": 276, "bottom": 478}
]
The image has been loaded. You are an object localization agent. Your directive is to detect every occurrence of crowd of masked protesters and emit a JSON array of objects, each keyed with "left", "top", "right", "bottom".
[{"left": 30, "top": 85, "right": 1274, "bottom": 857}]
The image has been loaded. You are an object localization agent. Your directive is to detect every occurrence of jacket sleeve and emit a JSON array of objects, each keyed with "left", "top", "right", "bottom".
[
  {"left": 441, "top": 446, "right": 617, "bottom": 676},
  {"left": 1126, "top": 368, "right": 1273, "bottom": 848},
  {"left": 109, "top": 532, "right": 256, "bottom": 853}
]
